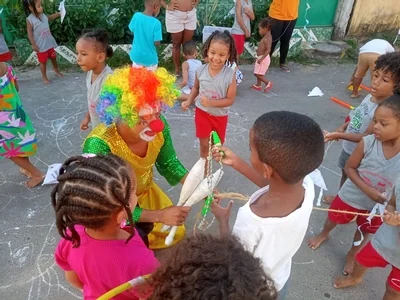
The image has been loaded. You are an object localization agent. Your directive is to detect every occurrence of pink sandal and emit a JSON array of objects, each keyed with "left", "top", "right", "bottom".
[
  {"left": 251, "top": 85, "right": 263, "bottom": 91},
  {"left": 264, "top": 82, "right": 274, "bottom": 93}
]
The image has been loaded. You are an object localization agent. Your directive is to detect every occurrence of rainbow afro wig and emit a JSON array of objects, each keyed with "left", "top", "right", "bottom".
[{"left": 97, "top": 67, "right": 180, "bottom": 127}]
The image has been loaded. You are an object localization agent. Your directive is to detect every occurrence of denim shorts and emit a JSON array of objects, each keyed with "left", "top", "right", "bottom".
[{"left": 338, "top": 149, "right": 351, "bottom": 170}]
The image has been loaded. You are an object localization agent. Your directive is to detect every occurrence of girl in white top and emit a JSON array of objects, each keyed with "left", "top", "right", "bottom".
[
  {"left": 24, "top": 0, "right": 62, "bottom": 84},
  {"left": 178, "top": 40, "right": 201, "bottom": 101},
  {"left": 76, "top": 29, "right": 114, "bottom": 130}
]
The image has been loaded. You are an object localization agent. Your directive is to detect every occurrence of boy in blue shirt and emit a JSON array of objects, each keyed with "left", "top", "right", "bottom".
[{"left": 129, "top": 0, "right": 162, "bottom": 70}]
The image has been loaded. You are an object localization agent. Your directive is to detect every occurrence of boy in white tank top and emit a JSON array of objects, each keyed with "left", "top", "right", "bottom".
[{"left": 177, "top": 40, "right": 201, "bottom": 101}]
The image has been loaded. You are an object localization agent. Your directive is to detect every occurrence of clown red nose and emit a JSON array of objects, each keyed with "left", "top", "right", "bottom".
[{"left": 149, "top": 119, "right": 164, "bottom": 133}]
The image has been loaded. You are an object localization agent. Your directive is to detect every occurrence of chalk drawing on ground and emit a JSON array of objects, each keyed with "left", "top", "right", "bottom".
[{"left": 0, "top": 223, "right": 80, "bottom": 299}]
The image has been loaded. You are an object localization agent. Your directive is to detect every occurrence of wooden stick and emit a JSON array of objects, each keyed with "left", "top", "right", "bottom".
[{"left": 216, "top": 192, "right": 383, "bottom": 218}]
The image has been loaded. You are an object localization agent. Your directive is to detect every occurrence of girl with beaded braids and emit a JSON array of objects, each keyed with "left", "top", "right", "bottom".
[
  {"left": 82, "top": 67, "right": 190, "bottom": 250},
  {"left": 53, "top": 154, "right": 159, "bottom": 299}
]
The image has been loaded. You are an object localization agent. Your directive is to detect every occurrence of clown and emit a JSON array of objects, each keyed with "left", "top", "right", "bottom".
[{"left": 83, "top": 67, "right": 189, "bottom": 249}]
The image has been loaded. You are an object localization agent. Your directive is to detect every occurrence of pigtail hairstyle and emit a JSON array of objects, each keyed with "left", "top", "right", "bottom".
[
  {"left": 80, "top": 28, "right": 114, "bottom": 58},
  {"left": 202, "top": 30, "right": 238, "bottom": 64},
  {"left": 51, "top": 154, "right": 135, "bottom": 247}
]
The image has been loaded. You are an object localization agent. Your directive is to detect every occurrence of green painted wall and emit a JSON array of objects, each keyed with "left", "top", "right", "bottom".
[{"left": 297, "top": 0, "right": 339, "bottom": 27}]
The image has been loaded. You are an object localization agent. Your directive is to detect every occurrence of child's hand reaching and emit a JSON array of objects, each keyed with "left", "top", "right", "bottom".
[
  {"left": 200, "top": 96, "right": 211, "bottom": 107},
  {"left": 211, "top": 198, "right": 233, "bottom": 223},
  {"left": 80, "top": 115, "right": 90, "bottom": 131},
  {"left": 212, "top": 146, "right": 237, "bottom": 167},
  {"left": 324, "top": 131, "right": 341, "bottom": 142},
  {"left": 383, "top": 210, "right": 400, "bottom": 227},
  {"left": 182, "top": 100, "right": 190, "bottom": 111},
  {"left": 368, "top": 188, "right": 387, "bottom": 204}
]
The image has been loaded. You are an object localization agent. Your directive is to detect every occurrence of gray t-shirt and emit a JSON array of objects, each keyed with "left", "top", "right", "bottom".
[
  {"left": 187, "top": 58, "right": 202, "bottom": 89},
  {"left": 195, "top": 64, "right": 235, "bottom": 116},
  {"left": 0, "top": 34, "right": 9, "bottom": 55},
  {"left": 86, "top": 65, "right": 113, "bottom": 128},
  {"left": 342, "top": 94, "right": 378, "bottom": 155},
  {"left": 339, "top": 135, "right": 400, "bottom": 210},
  {"left": 231, "top": 0, "right": 253, "bottom": 35},
  {"left": 27, "top": 14, "right": 57, "bottom": 52},
  {"left": 371, "top": 181, "right": 400, "bottom": 268}
]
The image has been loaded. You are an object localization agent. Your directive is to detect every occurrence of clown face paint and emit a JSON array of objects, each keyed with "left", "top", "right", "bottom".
[
  {"left": 139, "top": 126, "right": 156, "bottom": 142},
  {"left": 139, "top": 119, "right": 165, "bottom": 142}
]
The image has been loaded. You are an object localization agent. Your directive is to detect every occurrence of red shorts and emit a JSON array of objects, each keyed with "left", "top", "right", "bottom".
[
  {"left": 328, "top": 195, "right": 382, "bottom": 234},
  {"left": 357, "top": 242, "right": 400, "bottom": 292},
  {"left": 37, "top": 48, "right": 56, "bottom": 63},
  {"left": 232, "top": 34, "right": 245, "bottom": 55},
  {"left": 0, "top": 52, "right": 12, "bottom": 62},
  {"left": 195, "top": 107, "right": 228, "bottom": 143}
]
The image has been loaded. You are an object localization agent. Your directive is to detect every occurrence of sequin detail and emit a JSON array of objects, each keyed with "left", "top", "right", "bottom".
[
  {"left": 155, "top": 116, "right": 188, "bottom": 186},
  {"left": 83, "top": 123, "right": 163, "bottom": 195}
]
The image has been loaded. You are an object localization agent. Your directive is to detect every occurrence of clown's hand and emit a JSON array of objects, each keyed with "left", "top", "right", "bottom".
[{"left": 159, "top": 206, "right": 191, "bottom": 226}]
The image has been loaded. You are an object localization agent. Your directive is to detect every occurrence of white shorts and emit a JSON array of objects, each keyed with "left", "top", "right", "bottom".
[
  {"left": 181, "top": 86, "right": 191, "bottom": 95},
  {"left": 166, "top": 8, "right": 197, "bottom": 33},
  {"left": 131, "top": 61, "right": 158, "bottom": 71}
]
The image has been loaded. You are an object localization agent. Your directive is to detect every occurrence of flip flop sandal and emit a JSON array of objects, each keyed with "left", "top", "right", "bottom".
[
  {"left": 251, "top": 85, "right": 263, "bottom": 91},
  {"left": 280, "top": 65, "right": 290, "bottom": 73},
  {"left": 264, "top": 82, "right": 274, "bottom": 93}
]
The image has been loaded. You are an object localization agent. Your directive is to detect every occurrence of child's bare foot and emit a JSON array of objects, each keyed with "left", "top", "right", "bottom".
[
  {"left": 350, "top": 92, "right": 360, "bottom": 98},
  {"left": 55, "top": 71, "right": 64, "bottom": 78},
  {"left": 307, "top": 233, "right": 329, "bottom": 250},
  {"left": 25, "top": 175, "right": 44, "bottom": 188},
  {"left": 334, "top": 275, "right": 362, "bottom": 289},
  {"left": 43, "top": 78, "right": 51, "bottom": 84},
  {"left": 342, "top": 253, "right": 356, "bottom": 276},
  {"left": 19, "top": 168, "right": 32, "bottom": 178},
  {"left": 323, "top": 195, "right": 335, "bottom": 204}
]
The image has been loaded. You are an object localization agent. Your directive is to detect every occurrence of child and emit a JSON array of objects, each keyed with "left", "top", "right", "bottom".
[
  {"left": 212, "top": 111, "right": 325, "bottom": 299},
  {"left": 251, "top": 17, "right": 273, "bottom": 92},
  {"left": 0, "top": 18, "right": 12, "bottom": 63},
  {"left": 129, "top": 0, "right": 162, "bottom": 70},
  {"left": 182, "top": 30, "right": 237, "bottom": 158},
  {"left": 53, "top": 154, "right": 159, "bottom": 299},
  {"left": 76, "top": 29, "right": 114, "bottom": 130},
  {"left": 349, "top": 39, "right": 395, "bottom": 98},
  {"left": 142, "top": 234, "right": 278, "bottom": 300},
  {"left": 334, "top": 177, "right": 400, "bottom": 300},
  {"left": 23, "top": 0, "right": 63, "bottom": 84},
  {"left": 177, "top": 40, "right": 201, "bottom": 101},
  {"left": 323, "top": 52, "right": 400, "bottom": 204},
  {"left": 308, "top": 95, "right": 400, "bottom": 278},
  {"left": 231, "top": 0, "right": 254, "bottom": 63},
  {"left": 0, "top": 62, "right": 44, "bottom": 187}
]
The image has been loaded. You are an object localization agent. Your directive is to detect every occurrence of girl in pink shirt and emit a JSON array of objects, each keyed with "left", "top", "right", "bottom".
[{"left": 53, "top": 154, "right": 159, "bottom": 300}]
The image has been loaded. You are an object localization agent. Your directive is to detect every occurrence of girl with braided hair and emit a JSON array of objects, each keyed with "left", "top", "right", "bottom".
[{"left": 53, "top": 154, "right": 159, "bottom": 300}]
